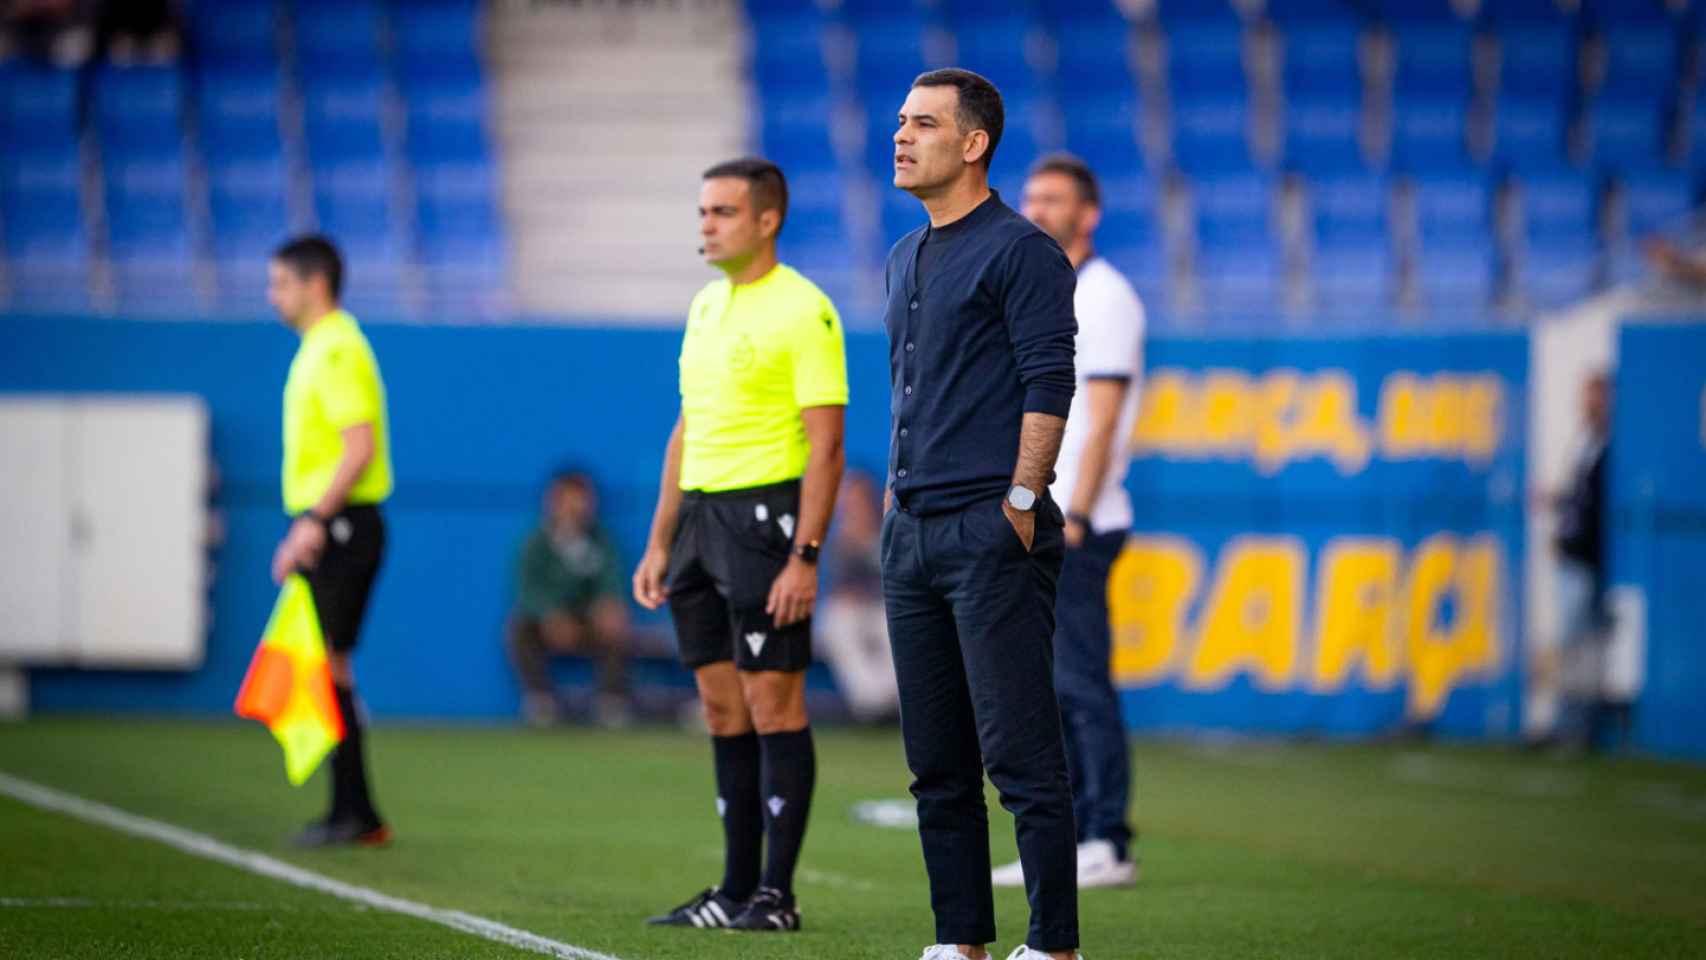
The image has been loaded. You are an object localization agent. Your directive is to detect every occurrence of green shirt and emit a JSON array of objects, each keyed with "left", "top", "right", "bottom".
[{"left": 515, "top": 526, "right": 624, "bottom": 619}]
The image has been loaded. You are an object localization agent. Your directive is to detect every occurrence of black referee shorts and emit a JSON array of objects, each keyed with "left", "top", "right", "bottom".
[
  {"left": 301, "top": 504, "right": 385, "bottom": 654},
  {"left": 666, "top": 479, "right": 811, "bottom": 673}
]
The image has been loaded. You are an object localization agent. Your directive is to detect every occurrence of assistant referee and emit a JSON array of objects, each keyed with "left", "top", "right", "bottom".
[
  {"left": 266, "top": 235, "right": 393, "bottom": 849},
  {"left": 634, "top": 158, "right": 847, "bottom": 933}
]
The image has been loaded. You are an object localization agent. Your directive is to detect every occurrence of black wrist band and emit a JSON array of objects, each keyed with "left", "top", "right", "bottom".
[{"left": 1067, "top": 512, "right": 1092, "bottom": 528}]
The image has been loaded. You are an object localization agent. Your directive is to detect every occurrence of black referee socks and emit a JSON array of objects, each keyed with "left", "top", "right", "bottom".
[
  {"left": 759, "top": 727, "right": 816, "bottom": 897},
  {"left": 711, "top": 731, "right": 763, "bottom": 902},
  {"left": 331, "top": 684, "right": 381, "bottom": 827}
]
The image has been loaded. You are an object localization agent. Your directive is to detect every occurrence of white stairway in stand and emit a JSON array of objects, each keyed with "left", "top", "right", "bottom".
[{"left": 487, "top": 0, "right": 751, "bottom": 320}]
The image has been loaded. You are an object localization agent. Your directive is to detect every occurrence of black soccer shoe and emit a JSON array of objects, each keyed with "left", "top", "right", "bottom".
[
  {"left": 644, "top": 887, "right": 743, "bottom": 929},
  {"left": 729, "top": 886, "right": 801, "bottom": 932},
  {"left": 291, "top": 815, "right": 391, "bottom": 849}
]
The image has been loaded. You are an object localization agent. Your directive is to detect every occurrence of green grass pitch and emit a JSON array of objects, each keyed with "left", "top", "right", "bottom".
[{"left": 2, "top": 718, "right": 1704, "bottom": 959}]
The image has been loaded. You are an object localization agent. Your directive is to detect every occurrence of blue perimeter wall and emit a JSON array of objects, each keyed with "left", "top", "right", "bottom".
[{"left": 2, "top": 313, "right": 1698, "bottom": 760}]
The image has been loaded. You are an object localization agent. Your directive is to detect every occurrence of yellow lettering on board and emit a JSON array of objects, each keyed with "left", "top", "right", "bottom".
[
  {"left": 1404, "top": 534, "right": 1503, "bottom": 720},
  {"left": 1109, "top": 538, "right": 1203, "bottom": 686},
  {"left": 1200, "top": 371, "right": 1255, "bottom": 454},
  {"left": 1310, "top": 537, "right": 1402, "bottom": 691},
  {"left": 1378, "top": 372, "right": 1429, "bottom": 457},
  {"left": 1185, "top": 537, "right": 1304, "bottom": 691},
  {"left": 1309, "top": 371, "right": 1373, "bottom": 474},
  {"left": 1462, "top": 376, "right": 1503, "bottom": 464},
  {"left": 1130, "top": 371, "right": 1192, "bottom": 452},
  {"left": 1426, "top": 375, "right": 1467, "bottom": 455},
  {"left": 1252, "top": 369, "right": 1301, "bottom": 475}
]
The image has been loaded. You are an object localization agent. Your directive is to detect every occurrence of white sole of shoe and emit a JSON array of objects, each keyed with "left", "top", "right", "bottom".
[{"left": 1078, "top": 861, "right": 1139, "bottom": 888}]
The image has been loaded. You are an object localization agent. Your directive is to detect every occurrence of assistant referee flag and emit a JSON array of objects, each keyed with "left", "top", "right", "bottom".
[{"left": 234, "top": 574, "right": 345, "bottom": 785}]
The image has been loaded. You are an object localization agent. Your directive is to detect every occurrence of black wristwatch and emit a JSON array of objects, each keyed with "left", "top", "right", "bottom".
[
  {"left": 1067, "top": 512, "right": 1092, "bottom": 529},
  {"left": 792, "top": 541, "right": 821, "bottom": 564},
  {"left": 300, "top": 510, "right": 330, "bottom": 527}
]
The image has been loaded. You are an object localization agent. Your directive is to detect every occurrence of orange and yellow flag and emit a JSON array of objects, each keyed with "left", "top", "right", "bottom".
[{"left": 234, "top": 574, "right": 344, "bottom": 785}]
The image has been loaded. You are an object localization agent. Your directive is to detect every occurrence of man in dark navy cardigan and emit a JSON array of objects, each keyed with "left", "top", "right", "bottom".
[{"left": 880, "top": 68, "right": 1084, "bottom": 960}]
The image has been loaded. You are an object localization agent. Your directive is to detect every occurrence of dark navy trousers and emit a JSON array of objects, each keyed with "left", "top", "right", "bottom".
[
  {"left": 1053, "top": 528, "right": 1134, "bottom": 860},
  {"left": 881, "top": 497, "right": 1078, "bottom": 952}
]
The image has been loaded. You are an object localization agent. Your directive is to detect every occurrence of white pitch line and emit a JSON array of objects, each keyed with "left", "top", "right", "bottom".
[{"left": 0, "top": 771, "right": 625, "bottom": 960}]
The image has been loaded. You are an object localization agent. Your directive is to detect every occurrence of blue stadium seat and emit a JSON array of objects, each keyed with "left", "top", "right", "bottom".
[
  {"left": 1167, "top": 21, "right": 1247, "bottom": 97},
  {"left": 1391, "top": 22, "right": 1474, "bottom": 97},
  {"left": 1491, "top": 93, "right": 1568, "bottom": 169},
  {"left": 1312, "top": 174, "right": 1392, "bottom": 236},
  {"left": 1193, "top": 171, "right": 1275, "bottom": 249},
  {"left": 404, "top": 80, "right": 490, "bottom": 166},
  {"left": 1173, "top": 95, "right": 1253, "bottom": 173},
  {"left": 292, "top": 0, "right": 386, "bottom": 71},
  {"left": 1518, "top": 168, "right": 1598, "bottom": 239},
  {"left": 853, "top": 16, "right": 932, "bottom": 102},
  {"left": 1268, "top": 0, "right": 1364, "bottom": 23},
  {"left": 301, "top": 68, "right": 389, "bottom": 166},
  {"left": 996, "top": 96, "right": 1059, "bottom": 175},
  {"left": 1393, "top": 95, "right": 1472, "bottom": 170},
  {"left": 207, "top": 158, "right": 293, "bottom": 308},
  {"left": 1413, "top": 234, "right": 1496, "bottom": 306},
  {"left": 1284, "top": 94, "right": 1366, "bottom": 173},
  {"left": 1494, "top": 24, "right": 1575, "bottom": 100},
  {"left": 950, "top": 15, "right": 1045, "bottom": 101},
  {"left": 1, "top": 146, "right": 89, "bottom": 309},
  {"left": 312, "top": 160, "right": 406, "bottom": 307},
  {"left": 880, "top": 188, "right": 925, "bottom": 248},
  {"left": 189, "top": 0, "right": 278, "bottom": 66},
  {"left": 1618, "top": 166, "right": 1694, "bottom": 238},
  {"left": 1376, "top": 0, "right": 1467, "bottom": 21},
  {"left": 750, "top": 13, "right": 830, "bottom": 94},
  {"left": 1519, "top": 234, "right": 1600, "bottom": 304},
  {"left": 393, "top": 0, "right": 481, "bottom": 84},
  {"left": 1197, "top": 238, "right": 1285, "bottom": 310},
  {"left": 1312, "top": 238, "right": 1394, "bottom": 308},
  {"left": 1281, "top": 22, "right": 1363, "bottom": 95},
  {"left": 92, "top": 65, "right": 185, "bottom": 158},
  {"left": 1, "top": 62, "right": 78, "bottom": 153},
  {"left": 1598, "top": 23, "right": 1681, "bottom": 99},
  {"left": 416, "top": 161, "right": 504, "bottom": 310},
  {"left": 1484, "top": 0, "right": 1572, "bottom": 23},
  {"left": 103, "top": 157, "right": 197, "bottom": 308},
  {"left": 1053, "top": 18, "right": 1135, "bottom": 93},
  {"left": 1586, "top": 93, "right": 1669, "bottom": 169},
  {"left": 1100, "top": 238, "right": 1168, "bottom": 310},
  {"left": 1411, "top": 170, "right": 1491, "bottom": 239},
  {"left": 195, "top": 67, "right": 285, "bottom": 162},
  {"left": 1062, "top": 93, "right": 1145, "bottom": 176}
]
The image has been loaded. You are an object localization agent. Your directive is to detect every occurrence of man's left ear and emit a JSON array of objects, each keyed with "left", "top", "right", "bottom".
[
  {"left": 1082, "top": 205, "right": 1103, "bottom": 236},
  {"left": 759, "top": 208, "right": 782, "bottom": 241}
]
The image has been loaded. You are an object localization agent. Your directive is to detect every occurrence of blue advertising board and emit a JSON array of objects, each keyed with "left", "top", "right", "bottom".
[
  {"left": 1111, "top": 333, "right": 1529, "bottom": 740},
  {"left": 1610, "top": 321, "right": 1706, "bottom": 760}
]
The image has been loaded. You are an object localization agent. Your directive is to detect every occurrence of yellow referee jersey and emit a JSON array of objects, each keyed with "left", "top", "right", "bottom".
[
  {"left": 678, "top": 263, "right": 848, "bottom": 493},
  {"left": 282, "top": 309, "right": 394, "bottom": 514}
]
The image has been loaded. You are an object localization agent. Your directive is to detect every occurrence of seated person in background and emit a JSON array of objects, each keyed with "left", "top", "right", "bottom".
[
  {"left": 815, "top": 469, "right": 899, "bottom": 724},
  {"left": 508, "top": 470, "right": 631, "bottom": 727}
]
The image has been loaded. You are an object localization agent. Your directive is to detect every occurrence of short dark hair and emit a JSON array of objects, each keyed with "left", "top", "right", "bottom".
[
  {"left": 550, "top": 468, "right": 594, "bottom": 493},
  {"left": 272, "top": 234, "right": 344, "bottom": 299},
  {"left": 911, "top": 68, "right": 1005, "bottom": 169},
  {"left": 1028, "top": 152, "right": 1101, "bottom": 208},
  {"left": 702, "top": 156, "right": 789, "bottom": 233}
]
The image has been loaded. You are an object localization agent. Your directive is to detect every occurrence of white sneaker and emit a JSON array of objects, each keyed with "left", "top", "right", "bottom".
[
  {"left": 1075, "top": 839, "right": 1138, "bottom": 889},
  {"left": 917, "top": 947, "right": 966, "bottom": 960},
  {"left": 990, "top": 840, "right": 1138, "bottom": 889},
  {"left": 1005, "top": 946, "right": 1084, "bottom": 960}
]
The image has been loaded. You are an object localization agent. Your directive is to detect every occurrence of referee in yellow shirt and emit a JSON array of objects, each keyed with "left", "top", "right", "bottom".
[
  {"left": 634, "top": 158, "right": 847, "bottom": 933},
  {"left": 266, "top": 235, "right": 394, "bottom": 848}
]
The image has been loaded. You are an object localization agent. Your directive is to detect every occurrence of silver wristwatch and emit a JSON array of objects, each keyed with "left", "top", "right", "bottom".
[{"left": 1005, "top": 484, "right": 1038, "bottom": 512}]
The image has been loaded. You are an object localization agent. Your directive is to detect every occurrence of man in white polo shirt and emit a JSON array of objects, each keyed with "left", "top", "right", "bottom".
[{"left": 999, "top": 152, "right": 1145, "bottom": 889}]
